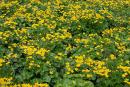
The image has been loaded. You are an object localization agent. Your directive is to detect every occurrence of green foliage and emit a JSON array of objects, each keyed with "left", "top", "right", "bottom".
[{"left": 55, "top": 78, "right": 94, "bottom": 87}]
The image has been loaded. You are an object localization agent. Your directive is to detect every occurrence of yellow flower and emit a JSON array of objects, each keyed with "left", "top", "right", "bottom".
[
  {"left": 109, "top": 54, "right": 116, "bottom": 60},
  {"left": 74, "top": 38, "right": 81, "bottom": 43},
  {"left": 75, "top": 68, "right": 79, "bottom": 71},
  {"left": 66, "top": 72, "right": 70, "bottom": 74},
  {"left": 82, "top": 69, "right": 90, "bottom": 73},
  {"left": 21, "top": 45, "right": 37, "bottom": 56},
  {"left": 59, "top": 16, "right": 65, "bottom": 21},
  {"left": 71, "top": 16, "right": 77, "bottom": 20},
  {"left": 75, "top": 55, "right": 84, "bottom": 67},
  {"left": 86, "top": 74, "right": 93, "bottom": 78},
  {"left": 55, "top": 55, "right": 62, "bottom": 60},
  {"left": 118, "top": 65, "right": 130, "bottom": 73},
  {"left": 95, "top": 13, "right": 104, "bottom": 19},
  {"left": 36, "top": 48, "right": 49, "bottom": 57},
  {"left": 96, "top": 52, "right": 100, "bottom": 56},
  {"left": 128, "top": 38, "right": 130, "bottom": 41},
  {"left": 76, "top": 64, "right": 81, "bottom": 67},
  {"left": 124, "top": 79, "right": 130, "bottom": 85},
  {"left": 122, "top": 73, "right": 128, "bottom": 78},
  {"left": 125, "top": 81, "right": 130, "bottom": 85},
  {"left": 21, "top": 84, "right": 32, "bottom": 87},
  {"left": 65, "top": 62, "right": 73, "bottom": 73},
  {"left": 0, "top": 77, "right": 12, "bottom": 85},
  {"left": 34, "top": 83, "right": 49, "bottom": 87},
  {"left": 66, "top": 44, "right": 72, "bottom": 51},
  {"left": 0, "top": 58, "right": 5, "bottom": 66},
  {"left": 0, "top": 32, "right": 3, "bottom": 35},
  {"left": 85, "top": 57, "right": 94, "bottom": 67}
]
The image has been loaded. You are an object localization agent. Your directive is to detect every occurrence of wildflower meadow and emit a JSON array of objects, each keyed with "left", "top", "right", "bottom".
[{"left": 0, "top": 0, "right": 130, "bottom": 87}]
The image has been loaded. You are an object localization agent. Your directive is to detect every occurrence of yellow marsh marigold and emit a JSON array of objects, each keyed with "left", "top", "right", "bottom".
[
  {"left": 118, "top": 65, "right": 130, "bottom": 74},
  {"left": 21, "top": 45, "right": 37, "bottom": 56},
  {"left": 109, "top": 54, "right": 116, "bottom": 60},
  {"left": 128, "top": 38, "right": 130, "bottom": 41},
  {"left": 93, "top": 67, "right": 111, "bottom": 77},
  {"left": 21, "top": 84, "right": 32, "bottom": 87},
  {"left": 124, "top": 79, "right": 130, "bottom": 85},
  {"left": 82, "top": 69, "right": 90, "bottom": 73},
  {"left": 0, "top": 58, "right": 5, "bottom": 66},
  {"left": 34, "top": 83, "right": 49, "bottom": 87},
  {"left": 71, "top": 16, "right": 77, "bottom": 20},
  {"left": 92, "top": 60, "right": 111, "bottom": 77},
  {"left": 0, "top": 77, "right": 12, "bottom": 85},
  {"left": 75, "top": 55, "right": 85, "bottom": 67},
  {"left": 65, "top": 62, "right": 73, "bottom": 74},
  {"left": 122, "top": 73, "right": 128, "bottom": 78},
  {"left": 85, "top": 57, "right": 94, "bottom": 67},
  {"left": 86, "top": 74, "right": 93, "bottom": 78},
  {"left": 95, "top": 13, "right": 104, "bottom": 19},
  {"left": 36, "top": 48, "right": 49, "bottom": 57},
  {"left": 59, "top": 16, "right": 65, "bottom": 21}
]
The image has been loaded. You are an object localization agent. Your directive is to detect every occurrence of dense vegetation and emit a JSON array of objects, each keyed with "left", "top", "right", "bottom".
[{"left": 0, "top": 0, "right": 130, "bottom": 87}]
